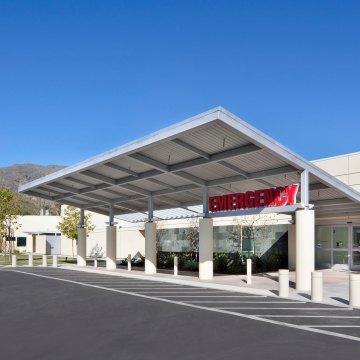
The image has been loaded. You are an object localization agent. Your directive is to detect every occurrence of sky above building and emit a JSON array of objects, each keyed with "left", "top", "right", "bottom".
[{"left": 0, "top": 0, "right": 359, "bottom": 167}]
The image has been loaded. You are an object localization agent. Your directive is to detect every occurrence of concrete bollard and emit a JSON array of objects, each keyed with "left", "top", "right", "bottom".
[
  {"left": 53, "top": 255, "right": 58, "bottom": 268},
  {"left": 42, "top": 255, "right": 47, "bottom": 267},
  {"left": 349, "top": 274, "right": 360, "bottom": 308},
  {"left": 127, "top": 254, "right": 131, "bottom": 271},
  {"left": 94, "top": 258, "right": 98, "bottom": 268},
  {"left": 28, "top": 254, "right": 33, "bottom": 267},
  {"left": 311, "top": 271, "right": 323, "bottom": 302},
  {"left": 278, "top": 269, "right": 289, "bottom": 297},
  {"left": 246, "top": 258, "right": 252, "bottom": 284},
  {"left": 174, "top": 256, "right": 178, "bottom": 276},
  {"left": 12, "top": 255, "right": 17, "bottom": 267}
]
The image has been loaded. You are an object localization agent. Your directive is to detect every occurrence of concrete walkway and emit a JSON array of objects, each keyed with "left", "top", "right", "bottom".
[{"left": 60, "top": 264, "right": 359, "bottom": 308}]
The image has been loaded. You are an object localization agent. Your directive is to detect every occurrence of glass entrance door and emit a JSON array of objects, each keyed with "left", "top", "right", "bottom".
[
  {"left": 351, "top": 226, "right": 360, "bottom": 271},
  {"left": 315, "top": 225, "right": 349, "bottom": 269}
]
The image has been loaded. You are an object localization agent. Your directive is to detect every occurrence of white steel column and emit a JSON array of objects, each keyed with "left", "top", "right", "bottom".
[
  {"left": 288, "top": 223, "right": 296, "bottom": 271},
  {"left": 106, "top": 226, "right": 117, "bottom": 270},
  {"left": 199, "top": 217, "right": 213, "bottom": 280},
  {"left": 145, "top": 222, "right": 157, "bottom": 274},
  {"left": 77, "top": 227, "right": 87, "bottom": 266},
  {"left": 295, "top": 209, "right": 315, "bottom": 291}
]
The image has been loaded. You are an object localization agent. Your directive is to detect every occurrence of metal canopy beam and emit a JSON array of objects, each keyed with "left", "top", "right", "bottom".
[
  {"left": 169, "top": 143, "right": 260, "bottom": 172},
  {"left": 208, "top": 204, "right": 300, "bottom": 218},
  {"left": 104, "top": 162, "right": 139, "bottom": 177},
  {"left": 80, "top": 170, "right": 117, "bottom": 185},
  {"left": 171, "top": 139, "right": 211, "bottom": 159},
  {"left": 173, "top": 171, "right": 207, "bottom": 186},
  {"left": 146, "top": 178, "right": 176, "bottom": 190},
  {"left": 218, "top": 161, "right": 249, "bottom": 178},
  {"left": 313, "top": 198, "right": 354, "bottom": 207},
  {"left": 207, "top": 165, "right": 296, "bottom": 187}
]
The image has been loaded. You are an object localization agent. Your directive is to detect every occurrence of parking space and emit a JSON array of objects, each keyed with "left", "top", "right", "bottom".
[{"left": 8, "top": 267, "right": 360, "bottom": 342}]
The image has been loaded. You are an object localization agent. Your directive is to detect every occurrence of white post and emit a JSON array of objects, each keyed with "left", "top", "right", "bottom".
[
  {"left": 94, "top": 258, "right": 98, "bottom": 268},
  {"left": 199, "top": 218, "right": 213, "bottom": 280},
  {"left": 12, "top": 255, "right": 17, "bottom": 267},
  {"left": 295, "top": 209, "right": 315, "bottom": 291},
  {"left": 349, "top": 274, "right": 360, "bottom": 307},
  {"left": 278, "top": 269, "right": 289, "bottom": 297},
  {"left": 28, "top": 254, "right": 33, "bottom": 267},
  {"left": 77, "top": 227, "right": 87, "bottom": 267},
  {"left": 53, "top": 255, "right": 58, "bottom": 268},
  {"left": 311, "top": 271, "right": 323, "bottom": 302},
  {"left": 42, "top": 255, "right": 47, "bottom": 267},
  {"left": 145, "top": 222, "right": 157, "bottom": 274},
  {"left": 127, "top": 254, "right": 131, "bottom": 271},
  {"left": 174, "top": 256, "right": 178, "bottom": 276},
  {"left": 106, "top": 226, "right": 117, "bottom": 270},
  {"left": 288, "top": 223, "right": 296, "bottom": 271},
  {"left": 246, "top": 258, "right": 252, "bottom": 284}
]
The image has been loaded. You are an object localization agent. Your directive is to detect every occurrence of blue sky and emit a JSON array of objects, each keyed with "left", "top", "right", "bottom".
[{"left": 0, "top": 0, "right": 359, "bottom": 167}]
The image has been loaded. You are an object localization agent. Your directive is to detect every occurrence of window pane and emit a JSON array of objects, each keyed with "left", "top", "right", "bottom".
[
  {"left": 16, "top": 237, "right": 26, "bottom": 247},
  {"left": 316, "top": 226, "right": 331, "bottom": 249},
  {"left": 333, "top": 227, "right": 348, "bottom": 249},
  {"left": 353, "top": 227, "right": 360, "bottom": 248},
  {"left": 333, "top": 251, "right": 349, "bottom": 265},
  {"left": 316, "top": 249, "right": 331, "bottom": 268},
  {"left": 353, "top": 251, "right": 360, "bottom": 265}
]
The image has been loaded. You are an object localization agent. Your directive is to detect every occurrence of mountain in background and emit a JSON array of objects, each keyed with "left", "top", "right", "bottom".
[{"left": 0, "top": 163, "right": 66, "bottom": 215}]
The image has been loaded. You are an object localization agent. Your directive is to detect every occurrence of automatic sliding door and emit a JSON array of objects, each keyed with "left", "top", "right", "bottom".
[{"left": 352, "top": 226, "right": 360, "bottom": 270}]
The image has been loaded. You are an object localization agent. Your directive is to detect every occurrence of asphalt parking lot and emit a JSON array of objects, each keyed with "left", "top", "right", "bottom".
[{"left": 1, "top": 267, "right": 360, "bottom": 359}]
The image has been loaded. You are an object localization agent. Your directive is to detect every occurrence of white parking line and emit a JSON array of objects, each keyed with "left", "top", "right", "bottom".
[
  {"left": 155, "top": 295, "right": 267, "bottom": 298},
  {"left": 184, "top": 301, "right": 307, "bottom": 304},
  {"left": 218, "top": 307, "right": 353, "bottom": 310},
  {"left": 306, "top": 325, "right": 360, "bottom": 328},
  {"left": 134, "top": 291, "right": 238, "bottom": 294},
  {"left": 257, "top": 315, "right": 360, "bottom": 318},
  {"left": 9, "top": 269, "right": 360, "bottom": 343}
]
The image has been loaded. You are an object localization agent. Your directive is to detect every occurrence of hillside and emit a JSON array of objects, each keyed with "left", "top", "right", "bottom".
[{"left": 0, "top": 163, "right": 65, "bottom": 215}]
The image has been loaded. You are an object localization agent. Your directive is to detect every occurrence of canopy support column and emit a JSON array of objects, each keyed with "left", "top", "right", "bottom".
[
  {"left": 77, "top": 209, "right": 86, "bottom": 266},
  {"left": 106, "top": 204, "right": 117, "bottom": 269},
  {"left": 295, "top": 209, "right": 315, "bottom": 291},
  {"left": 199, "top": 217, "right": 213, "bottom": 280},
  {"left": 145, "top": 222, "right": 157, "bottom": 274}
]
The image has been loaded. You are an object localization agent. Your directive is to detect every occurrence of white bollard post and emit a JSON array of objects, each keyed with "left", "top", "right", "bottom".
[
  {"left": 278, "top": 269, "right": 289, "bottom": 297},
  {"left": 246, "top": 258, "right": 252, "bottom": 284},
  {"left": 311, "top": 271, "right": 323, "bottom": 302},
  {"left": 12, "top": 255, "right": 17, "bottom": 267},
  {"left": 349, "top": 274, "right": 360, "bottom": 307},
  {"left": 127, "top": 254, "right": 132, "bottom": 271},
  {"left": 53, "top": 255, "right": 58, "bottom": 268},
  {"left": 28, "top": 254, "right": 33, "bottom": 267},
  {"left": 174, "top": 256, "right": 178, "bottom": 276},
  {"left": 94, "top": 258, "right": 98, "bottom": 268},
  {"left": 42, "top": 255, "right": 47, "bottom": 267}
]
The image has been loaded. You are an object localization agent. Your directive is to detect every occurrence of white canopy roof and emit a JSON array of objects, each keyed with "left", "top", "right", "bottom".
[{"left": 19, "top": 107, "right": 360, "bottom": 221}]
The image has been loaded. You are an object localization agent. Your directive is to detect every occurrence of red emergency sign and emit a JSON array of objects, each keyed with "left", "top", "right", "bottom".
[{"left": 209, "top": 184, "right": 299, "bottom": 212}]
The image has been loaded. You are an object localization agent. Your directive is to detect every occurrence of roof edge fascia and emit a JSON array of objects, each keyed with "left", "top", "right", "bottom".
[
  {"left": 218, "top": 108, "right": 360, "bottom": 203},
  {"left": 19, "top": 107, "right": 222, "bottom": 192}
]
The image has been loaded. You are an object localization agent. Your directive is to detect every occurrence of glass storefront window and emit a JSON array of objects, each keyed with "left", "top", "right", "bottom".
[
  {"left": 333, "top": 227, "right": 348, "bottom": 249},
  {"left": 333, "top": 251, "right": 349, "bottom": 265},
  {"left": 353, "top": 251, "right": 360, "bottom": 266},
  {"left": 353, "top": 227, "right": 360, "bottom": 249},
  {"left": 315, "top": 226, "right": 331, "bottom": 249},
  {"left": 316, "top": 249, "right": 331, "bottom": 268}
]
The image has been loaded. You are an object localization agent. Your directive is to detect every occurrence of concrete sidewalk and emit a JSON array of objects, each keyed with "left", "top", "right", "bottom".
[{"left": 60, "top": 264, "right": 358, "bottom": 308}]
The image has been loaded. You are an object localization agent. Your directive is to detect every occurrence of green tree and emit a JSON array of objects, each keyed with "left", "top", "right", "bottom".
[
  {"left": 0, "top": 186, "right": 20, "bottom": 256},
  {"left": 57, "top": 206, "right": 95, "bottom": 258}
]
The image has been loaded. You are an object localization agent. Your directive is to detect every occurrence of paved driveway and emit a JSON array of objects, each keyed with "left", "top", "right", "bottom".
[{"left": 1, "top": 267, "right": 359, "bottom": 359}]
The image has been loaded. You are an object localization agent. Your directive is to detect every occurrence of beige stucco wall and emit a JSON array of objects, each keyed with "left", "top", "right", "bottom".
[
  {"left": 13, "top": 211, "right": 145, "bottom": 258},
  {"left": 312, "top": 151, "right": 360, "bottom": 193}
]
